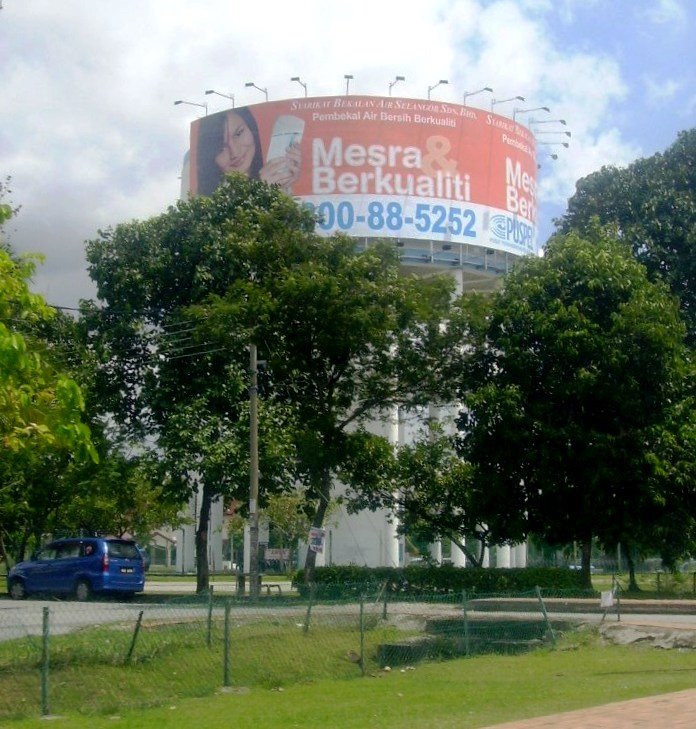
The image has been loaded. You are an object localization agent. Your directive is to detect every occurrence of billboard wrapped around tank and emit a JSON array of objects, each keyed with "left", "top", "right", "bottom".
[{"left": 188, "top": 96, "right": 539, "bottom": 256}]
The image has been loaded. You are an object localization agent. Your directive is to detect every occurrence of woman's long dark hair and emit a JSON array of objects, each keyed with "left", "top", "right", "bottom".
[{"left": 196, "top": 107, "right": 263, "bottom": 196}]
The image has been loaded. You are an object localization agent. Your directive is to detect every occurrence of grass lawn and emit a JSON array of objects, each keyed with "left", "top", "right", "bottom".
[
  {"left": 593, "top": 571, "right": 696, "bottom": 598},
  {"left": 4, "top": 627, "right": 696, "bottom": 729}
]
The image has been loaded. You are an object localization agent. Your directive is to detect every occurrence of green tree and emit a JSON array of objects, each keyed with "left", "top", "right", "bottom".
[
  {"left": 193, "top": 189, "right": 454, "bottom": 580},
  {"left": 0, "top": 207, "right": 97, "bottom": 563},
  {"left": 1, "top": 206, "right": 170, "bottom": 565},
  {"left": 58, "top": 449, "right": 182, "bottom": 543},
  {"left": 455, "top": 231, "right": 690, "bottom": 588},
  {"left": 86, "top": 175, "right": 453, "bottom": 586},
  {"left": 261, "top": 490, "right": 312, "bottom": 571},
  {"left": 557, "top": 128, "right": 696, "bottom": 344},
  {"left": 0, "top": 255, "right": 93, "bottom": 458}
]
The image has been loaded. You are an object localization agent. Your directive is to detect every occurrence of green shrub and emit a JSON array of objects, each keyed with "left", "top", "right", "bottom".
[{"left": 293, "top": 565, "right": 586, "bottom": 598}]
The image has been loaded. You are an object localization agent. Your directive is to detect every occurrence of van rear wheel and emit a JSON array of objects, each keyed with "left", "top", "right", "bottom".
[
  {"left": 75, "top": 579, "right": 91, "bottom": 601},
  {"left": 9, "top": 579, "right": 26, "bottom": 600}
]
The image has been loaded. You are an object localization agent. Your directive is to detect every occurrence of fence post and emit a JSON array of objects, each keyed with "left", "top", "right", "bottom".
[
  {"left": 535, "top": 585, "right": 556, "bottom": 646},
  {"left": 359, "top": 594, "right": 366, "bottom": 676},
  {"left": 462, "top": 590, "right": 470, "bottom": 657},
  {"left": 303, "top": 582, "right": 316, "bottom": 635},
  {"left": 223, "top": 600, "right": 232, "bottom": 687},
  {"left": 41, "top": 606, "right": 50, "bottom": 717},
  {"left": 125, "top": 610, "right": 145, "bottom": 664},
  {"left": 207, "top": 586, "right": 215, "bottom": 647},
  {"left": 615, "top": 577, "right": 621, "bottom": 622},
  {"left": 656, "top": 571, "right": 661, "bottom": 594},
  {"left": 378, "top": 580, "right": 388, "bottom": 620}
]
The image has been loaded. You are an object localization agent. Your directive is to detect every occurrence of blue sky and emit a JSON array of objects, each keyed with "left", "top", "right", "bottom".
[
  {"left": 539, "top": 0, "right": 693, "bottom": 152},
  {"left": 1, "top": 0, "right": 694, "bottom": 306}
]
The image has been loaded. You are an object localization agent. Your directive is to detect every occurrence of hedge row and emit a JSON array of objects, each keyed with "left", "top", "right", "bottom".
[{"left": 293, "top": 564, "right": 586, "bottom": 598}]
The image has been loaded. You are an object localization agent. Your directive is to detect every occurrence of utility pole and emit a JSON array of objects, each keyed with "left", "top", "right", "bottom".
[{"left": 249, "top": 343, "right": 260, "bottom": 599}]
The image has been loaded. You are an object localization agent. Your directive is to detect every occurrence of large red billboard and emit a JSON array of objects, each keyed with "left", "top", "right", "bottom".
[{"left": 188, "top": 96, "right": 538, "bottom": 256}]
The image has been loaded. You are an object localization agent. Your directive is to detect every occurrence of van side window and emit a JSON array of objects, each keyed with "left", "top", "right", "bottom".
[{"left": 56, "top": 543, "right": 80, "bottom": 559}]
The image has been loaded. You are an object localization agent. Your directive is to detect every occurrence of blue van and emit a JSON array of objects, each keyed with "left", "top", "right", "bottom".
[{"left": 7, "top": 537, "right": 146, "bottom": 601}]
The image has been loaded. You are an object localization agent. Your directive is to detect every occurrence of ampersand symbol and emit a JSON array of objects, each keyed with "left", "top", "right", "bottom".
[{"left": 421, "top": 135, "right": 458, "bottom": 176}]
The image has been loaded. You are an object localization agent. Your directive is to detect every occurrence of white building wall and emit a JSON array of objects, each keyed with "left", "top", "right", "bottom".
[
  {"left": 324, "top": 503, "right": 401, "bottom": 567},
  {"left": 497, "top": 544, "right": 512, "bottom": 568},
  {"left": 174, "top": 485, "right": 225, "bottom": 574}
]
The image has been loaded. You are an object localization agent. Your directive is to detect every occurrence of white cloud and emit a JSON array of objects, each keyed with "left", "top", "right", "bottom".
[
  {"left": 643, "top": 76, "right": 682, "bottom": 106},
  {"left": 641, "top": 0, "right": 687, "bottom": 25}
]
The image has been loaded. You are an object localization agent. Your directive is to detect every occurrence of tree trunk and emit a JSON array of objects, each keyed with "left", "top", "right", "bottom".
[
  {"left": 195, "top": 482, "right": 214, "bottom": 594},
  {"left": 450, "top": 535, "right": 481, "bottom": 568},
  {"left": 580, "top": 537, "right": 593, "bottom": 590},
  {"left": 0, "top": 531, "right": 11, "bottom": 568},
  {"left": 624, "top": 543, "right": 640, "bottom": 591},
  {"left": 302, "top": 472, "right": 331, "bottom": 583},
  {"left": 18, "top": 530, "right": 32, "bottom": 564}
]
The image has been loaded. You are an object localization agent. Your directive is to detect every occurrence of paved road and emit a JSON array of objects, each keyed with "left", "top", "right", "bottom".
[{"left": 2, "top": 589, "right": 696, "bottom": 642}]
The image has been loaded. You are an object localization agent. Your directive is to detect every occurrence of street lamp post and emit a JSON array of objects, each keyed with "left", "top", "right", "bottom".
[
  {"left": 344, "top": 74, "right": 354, "bottom": 95},
  {"left": 427, "top": 79, "right": 448, "bottom": 100},
  {"left": 389, "top": 75, "right": 405, "bottom": 96},
  {"left": 462, "top": 86, "right": 493, "bottom": 105},
  {"left": 205, "top": 90, "right": 235, "bottom": 107},
  {"left": 245, "top": 82, "right": 268, "bottom": 101},
  {"left": 291, "top": 76, "right": 308, "bottom": 97},
  {"left": 173, "top": 100, "right": 208, "bottom": 115}
]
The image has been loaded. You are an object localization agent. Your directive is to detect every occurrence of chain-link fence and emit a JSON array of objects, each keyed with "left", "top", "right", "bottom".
[{"left": 0, "top": 587, "right": 603, "bottom": 721}]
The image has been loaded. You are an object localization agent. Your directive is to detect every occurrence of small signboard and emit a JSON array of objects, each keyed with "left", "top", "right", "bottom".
[
  {"left": 265, "top": 548, "right": 290, "bottom": 561},
  {"left": 309, "top": 527, "right": 326, "bottom": 554}
]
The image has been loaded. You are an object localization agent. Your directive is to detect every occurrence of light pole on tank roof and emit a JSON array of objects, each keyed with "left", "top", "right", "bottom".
[
  {"left": 173, "top": 99, "right": 208, "bottom": 116},
  {"left": 291, "top": 76, "right": 308, "bottom": 97},
  {"left": 205, "top": 90, "right": 235, "bottom": 107},
  {"left": 512, "top": 105, "right": 550, "bottom": 122},
  {"left": 245, "top": 82, "right": 268, "bottom": 102},
  {"left": 462, "top": 86, "right": 493, "bottom": 105},
  {"left": 389, "top": 75, "right": 405, "bottom": 96},
  {"left": 427, "top": 79, "right": 448, "bottom": 100},
  {"left": 530, "top": 118, "right": 567, "bottom": 126},
  {"left": 491, "top": 95, "right": 525, "bottom": 112}
]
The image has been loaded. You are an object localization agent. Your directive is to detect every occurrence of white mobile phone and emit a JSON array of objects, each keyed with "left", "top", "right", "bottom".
[{"left": 266, "top": 115, "right": 305, "bottom": 161}]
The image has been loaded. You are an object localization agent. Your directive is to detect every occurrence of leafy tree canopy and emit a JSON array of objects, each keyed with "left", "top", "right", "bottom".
[
  {"left": 557, "top": 128, "right": 696, "bottom": 344},
  {"left": 0, "top": 210, "right": 95, "bottom": 460},
  {"left": 0, "top": 206, "right": 97, "bottom": 563},
  {"left": 455, "top": 230, "right": 691, "bottom": 586},
  {"left": 85, "top": 175, "right": 455, "bottom": 582}
]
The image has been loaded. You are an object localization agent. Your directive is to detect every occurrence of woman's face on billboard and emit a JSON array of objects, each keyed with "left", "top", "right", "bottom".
[{"left": 215, "top": 112, "right": 256, "bottom": 174}]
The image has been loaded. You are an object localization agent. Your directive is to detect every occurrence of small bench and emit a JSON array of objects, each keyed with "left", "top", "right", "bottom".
[{"left": 235, "top": 574, "right": 283, "bottom": 596}]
